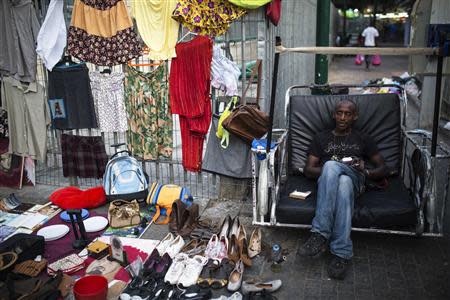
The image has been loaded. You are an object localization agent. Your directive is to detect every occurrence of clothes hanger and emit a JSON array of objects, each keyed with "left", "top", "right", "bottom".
[{"left": 177, "top": 31, "right": 198, "bottom": 43}]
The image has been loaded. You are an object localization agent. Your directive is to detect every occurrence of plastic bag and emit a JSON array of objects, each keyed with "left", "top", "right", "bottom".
[
  {"left": 355, "top": 54, "right": 363, "bottom": 65},
  {"left": 372, "top": 54, "right": 381, "bottom": 66}
]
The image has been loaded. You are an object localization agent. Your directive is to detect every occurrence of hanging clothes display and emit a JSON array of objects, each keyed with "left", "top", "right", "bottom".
[
  {"left": 67, "top": 0, "right": 142, "bottom": 66},
  {"left": 90, "top": 71, "right": 128, "bottom": 132},
  {"left": 132, "top": 0, "right": 179, "bottom": 60},
  {"left": 172, "top": 0, "right": 246, "bottom": 37},
  {"left": 47, "top": 63, "right": 98, "bottom": 130},
  {"left": 170, "top": 36, "right": 213, "bottom": 172},
  {"left": 36, "top": 0, "right": 67, "bottom": 71},
  {"left": 211, "top": 45, "right": 241, "bottom": 96},
  {"left": 124, "top": 64, "right": 173, "bottom": 160},
  {"left": 61, "top": 134, "right": 108, "bottom": 179},
  {"left": 0, "top": 0, "right": 40, "bottom": 83},
  {"left": 1, "top": 78, "right": 49, "bottom": 162}
]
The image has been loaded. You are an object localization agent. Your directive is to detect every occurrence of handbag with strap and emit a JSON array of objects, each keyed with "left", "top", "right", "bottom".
[
  {"left": 108, "top": 199, "right": 141, "bottom": 228},
  {"left": 222, "top": 60, "right": 269, "bottom": 144}
]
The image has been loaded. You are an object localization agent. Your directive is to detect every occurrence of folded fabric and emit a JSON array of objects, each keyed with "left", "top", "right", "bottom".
[{"left": 49, "top": 186, "right": 106, "bottom": 209}]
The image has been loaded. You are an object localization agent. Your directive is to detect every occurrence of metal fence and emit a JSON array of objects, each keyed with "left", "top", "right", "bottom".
[{"left": 34, "top": 3, "right": 274, "bottom": 202}]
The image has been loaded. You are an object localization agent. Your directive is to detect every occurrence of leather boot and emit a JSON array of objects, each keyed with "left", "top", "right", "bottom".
[{"left": 179, "top": 203, "right": 199, "bottom": 237}]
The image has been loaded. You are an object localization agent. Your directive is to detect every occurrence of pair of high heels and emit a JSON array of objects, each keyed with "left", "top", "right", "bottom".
[
  {"left": 219, "top": 216, "right": 252, "bottom": 267},
  {"left": 143, "top": 249, "right": 172, "bottom": 279}
]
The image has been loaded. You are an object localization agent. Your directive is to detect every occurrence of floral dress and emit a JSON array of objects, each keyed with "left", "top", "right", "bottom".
[
  {"left": 124, "top": 64, "right": 173, "bottom": 160},
  {"left": 172, "top": 0, "right": 246, "bottom": 37}
]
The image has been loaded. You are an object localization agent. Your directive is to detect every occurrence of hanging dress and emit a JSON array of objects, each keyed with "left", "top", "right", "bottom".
[
  {"left": 169, "top": 36, "right": 213, "bottom": 172},
  {"left": 132, "top": 0, "right": 179, "bottom": 60},
  {"left": 124, "top": 64, "right": 173, "bottom": 160},
  {"left": 172, "top": 0, "right": 246, "bottom": 37},
  {"left": 89, "top": 71, "right": 128, "bottom": 132},
  {"left": 67, "top": 0, "right": 142, "bottom": 66}
]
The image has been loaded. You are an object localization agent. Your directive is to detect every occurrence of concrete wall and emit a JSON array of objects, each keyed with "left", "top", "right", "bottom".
[
  {"left": 268, "top": 0, "right": 317, "bottom": 128},
  {"left": 412, "top": 0, "right": 450, "bottom": 128}
]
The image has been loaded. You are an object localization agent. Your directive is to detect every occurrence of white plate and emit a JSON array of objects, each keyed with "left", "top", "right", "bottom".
[
  {"left": 37, "top": 224, "right": 70, "bottom": 241},
  {"left": 83, "top": 216, "right": 109, "bottom": 233}
]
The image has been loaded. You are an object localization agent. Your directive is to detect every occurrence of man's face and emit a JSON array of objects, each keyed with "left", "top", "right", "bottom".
[{"left": 333, "top": 102, "right": 357, "bottom": 131}]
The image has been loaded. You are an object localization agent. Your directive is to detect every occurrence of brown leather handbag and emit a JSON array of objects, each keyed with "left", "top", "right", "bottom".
[{"left": 222, "top": 60, "right": 270, "bottom": 144}]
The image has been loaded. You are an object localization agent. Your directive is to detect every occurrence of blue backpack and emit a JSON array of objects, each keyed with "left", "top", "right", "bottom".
[{"left": 103, "top": 151, "right": 148, "bottom": 201}]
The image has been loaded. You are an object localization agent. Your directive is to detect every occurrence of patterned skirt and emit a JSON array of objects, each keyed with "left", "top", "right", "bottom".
[{"left": 67, "top": 0, "right": 142, "bottom": 66}]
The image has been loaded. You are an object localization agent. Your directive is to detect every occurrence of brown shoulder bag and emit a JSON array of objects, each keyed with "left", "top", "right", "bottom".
[{"left": 222, "top": 60, "right": 270, "bottom": 144}]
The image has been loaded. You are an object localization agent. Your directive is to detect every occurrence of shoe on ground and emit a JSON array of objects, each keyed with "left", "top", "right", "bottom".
[
  {"left": 327, "top": 254, "right": 350, "bottom": 280},
  {"left": 227, "top": 259, "right": 244, "bottom": 292},
  {"left": 156, "top": 233, "right": 175, "bottom": 255},
  {"left": 164, "top": 253, "right": 188, "bottom": 284},
  {"left": 241, "top": 279, "right": 282, "bottom": 295},
  {"left": 219, "top": 215, "right": 232, "bottom": 239},
  {"left": 297, "top": 232, "right": 327, "bottom": 257},
  {"left": 178, "top": 255, "right": 209, "bottom": 287},
  {"left": 166, "top": 235, "right": 186, "bottom": 258},
  {"left": 248, "top": 228, "right": 262, "bottom": 258}
]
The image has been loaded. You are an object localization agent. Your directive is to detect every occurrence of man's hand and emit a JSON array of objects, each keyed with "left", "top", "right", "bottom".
[{"left": 351, "top": 157, "right": 365, "bottom": 172}]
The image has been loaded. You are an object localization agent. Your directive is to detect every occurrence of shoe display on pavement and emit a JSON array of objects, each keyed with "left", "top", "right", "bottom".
[
  {"left": 297, "top": 232, "right": 327, "bottom": 257},
  {"left": 211, "top": 291, "right": 243, "bottom": 300},
  {"left": 156, "top": 232, "right": 175, "bottom": 255},
  {"left": 164, "top": 253, "right": 189, "bottom": 285},
  {"left": 327, "top": 254, "right": 350, "bottom": 280},
  {"left": 227, "top": 259, "right": 244, "bottom": 292},
  {"left": 248, "top": 228, "right": 262, "bottom": 258},
  {"left": 178, "top": 255, "right": 209, "bottom": 287},
  {"left": 204, "top": 234, "right": 220, "bottom": 259},
  {"left": 241, "top": 279, "right": 282, "bottom": 295}
]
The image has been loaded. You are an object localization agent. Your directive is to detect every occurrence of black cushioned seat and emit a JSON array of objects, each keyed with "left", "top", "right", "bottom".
[
  {"left": 277, "top": 93, "right": 418, "bottom": 229},
  {"left": 276, "top": 175, "right": 417, "bottom": 228}
]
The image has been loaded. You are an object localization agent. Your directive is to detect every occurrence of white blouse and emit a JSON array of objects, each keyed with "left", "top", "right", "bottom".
[{"left": 36, "top": 0, "right": 67, "bottom": 71}]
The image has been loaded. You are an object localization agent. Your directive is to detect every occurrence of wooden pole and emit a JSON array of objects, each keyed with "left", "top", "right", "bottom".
[{"left": 276, "top": 46, "right": 439, "bottom": 56}]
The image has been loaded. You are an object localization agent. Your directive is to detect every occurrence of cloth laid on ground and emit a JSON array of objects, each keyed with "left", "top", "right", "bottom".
[
  {"left": 36, "top": 211, "right": 107, "bottom": 265},
  {"left": 131, "top": 0, "right": 179, "bottom": 60},
  {"left": 124, "top": 64, "right": 173, "bottom": 160},
  {"left": 47, "top": 63, "right": 98, "bottom": 130},
  {"left": 0, "top": 0, "right": 40, "bottom": 83},
  {"left": 1, "top": 78, "right": 49, "bottom": 161},
  {"left": 172, "top": 0, "right": 246, "bottom": 37},
  {"left": 170, "top": 36, "right": 213, "bottom": 172},
  {"left": 211, "top": 45, "right": 241, "bottom": 96},
  {"left": 61, "top": 134, "right": 108, "bottom": 179},
  {"left": 36, "top": 0, "right": 67, "bottom": 71},
  {"left": 49, "top": 186, "right": 106, "bottom": 210},
  {"left": 90, "top": 71, "right": 128, "bottom": 132},
  {"left": 202, "top": 117, "right": 253, "bottom": 178},
  {"left": 67, "top": 0, "right": 142, "bottom": 66}
]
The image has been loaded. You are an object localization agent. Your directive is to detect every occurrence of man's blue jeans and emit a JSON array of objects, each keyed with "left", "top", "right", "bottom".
[{"left": 311, "top": 161, "right": 365, "bottom": 259}]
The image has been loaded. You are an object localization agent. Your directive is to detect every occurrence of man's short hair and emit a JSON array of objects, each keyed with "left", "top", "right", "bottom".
[{"left": 335, "top": 99, "right": 358, "bottom": 114}]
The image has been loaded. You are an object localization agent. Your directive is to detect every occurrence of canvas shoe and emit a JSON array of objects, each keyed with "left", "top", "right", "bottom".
[
  {"left": 156, "top": 233, "right": 174, "bottom": 256},
  {"left": 178, "top": 255, "right": 209, "bottom": 287},
  {"left": 241, "top": 279, "right": 282, "bottom": 295},
  {"left": 164, "top": 253, "right": 189, "bottom": 285},
  {"left": 166, "top": 235, "right": 186, "bottom": 258}
]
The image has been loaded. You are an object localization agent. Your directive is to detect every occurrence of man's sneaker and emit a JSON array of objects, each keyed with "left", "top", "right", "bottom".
[
  {"left": 178, "top": 255, "right": 209, "bottom": 287},
  {"left": 164, "top": 253, "right": 188, "bottom": 284},
  {"left": 327, "top": 254, "right": 350, "bottom": 280},
  {"left": 297, "top": 233, "right": 327, "bottom": 257}
]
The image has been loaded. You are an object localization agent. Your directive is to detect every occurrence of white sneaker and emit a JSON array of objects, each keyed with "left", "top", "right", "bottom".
[
  {"left": 164, "top": 253, "right": 188, "bottom": 284},
  {"left": 177, "top": 255, "right": 208, "bottom": 287},
  {"left": 156, "top": 233, "right": 174, "bottom": 256},
  {"left": 165, "top": 235, "right": 185, "bottom": 258}
]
